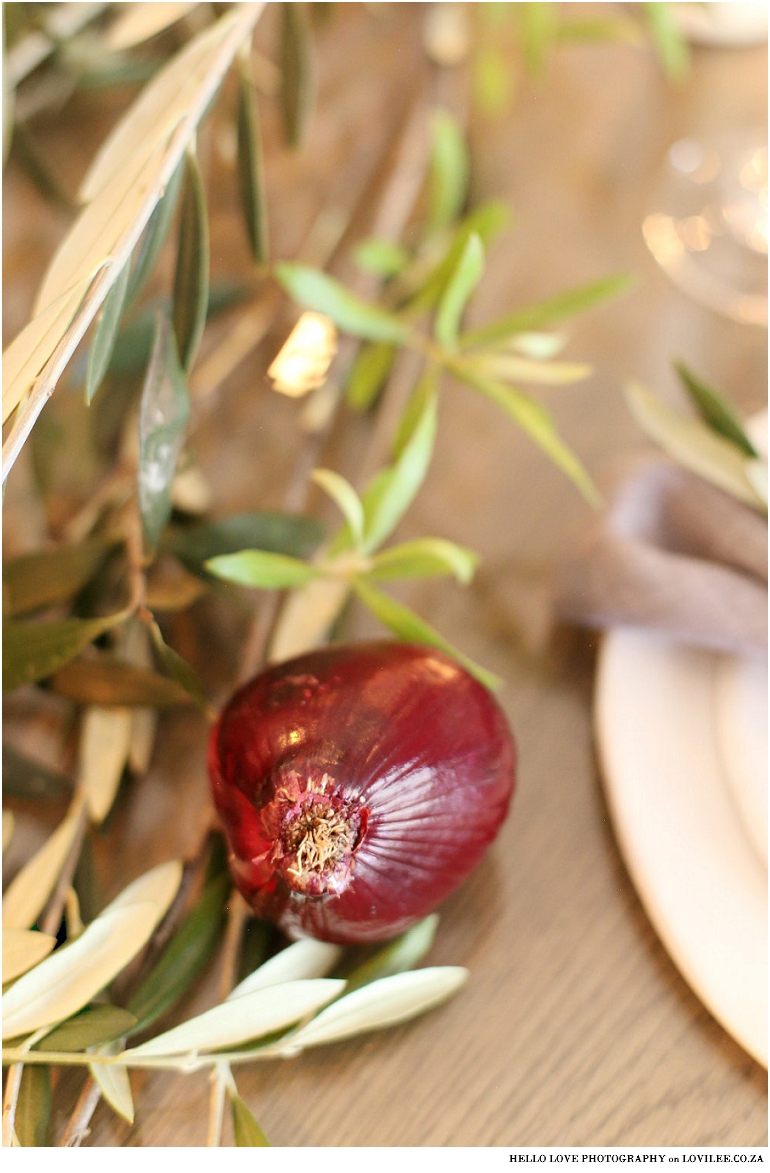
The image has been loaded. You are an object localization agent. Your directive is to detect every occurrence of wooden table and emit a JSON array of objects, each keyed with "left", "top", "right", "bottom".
[{"left": 3, "top": 3, "right": 767, "bottom": 1147}]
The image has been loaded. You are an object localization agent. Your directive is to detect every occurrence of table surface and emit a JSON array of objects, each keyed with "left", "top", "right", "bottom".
[{"left": 3, "top": 3, "right": 767, "bottom": 1148}]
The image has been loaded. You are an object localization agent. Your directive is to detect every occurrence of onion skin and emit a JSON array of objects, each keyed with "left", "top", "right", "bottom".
[{"left": 209, "top": 641, "right": 515, "bottom": 944}]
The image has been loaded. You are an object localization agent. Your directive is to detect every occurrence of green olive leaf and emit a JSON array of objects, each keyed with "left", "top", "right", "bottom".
[
  {"left": 275, "top": 263, "right": 409, "bottom": 344},
  {"left": 674, "top": 361, "right": 758, "bottom": 457},
  {"left": 468, "top": 353, "right": 591, "bottom": 386},
  {"left": 230, "top": 1086, "right": 271, "bottom": 1146},
  {"left": 457, "top": 364, "right": 600, "bottom": 506},
  {"left": 360, "top": 388, "right": 437, "bottom": 554},
  {"left": 138, "top": 310, "right": 191, "bottom": 551},
  {"left": 15, "top": 1064, "right": 51, "bottom": 1147},
  {"left": 125, "top": 159, "right": 184, "bottom": 309},
  {"left": 166, "top": 511, "right": 323, "bottom": 575},
  {"left": 408, "top": 201, "right": 510, "bottom": 314},
  {"left": 461, "top": 272, "right": 634, "bottom": 350},
  {"left": 146, "top": 619, "right": 207, "bottom": 711},
  {"left": 353, "top": 578, "right": 502, "bottom": 692},
  {"left": 311, "top": 469, "right": 365, "bottom": 551},
  {"left": 172, "top": 146, "right": 209, "bottom": 372},
  {"left": 236, "top": 49, "right": 269, "bottom": 265},
  {"left": 35, "top": 1006, "right": 138, "bottom": 1053},
  {"left": 353, "top": 237, "right": 410, "bottom": 279},
  {"left": 367, "top": 538, "right": 478, "bottom": 585},
  {"left": 342, "top": 915, "right": 440, "bottom": 994},
  {"left": 345, "top": 341, "right": 396, "bottom": 412},
  {"left": 434, "top": 232, "right": 484, "bottom": 351},
  {"left": 2, "top": 610, "right": 129, "bottom": 693},
  {"left": 2, "top": 537, "right": 114, "bottom": 619},
  {"left": 427, "top": 109, "right": 468, "bottom": 232},
  {"left": 85, "top": 259, "right": 131, "bottom": 404},
  {"left": 280, "top": 1, "right": 315, "bottom": 148},
  {"left": 127, "top": 872, "right": 230, "bottom": 1036},
  {"left": 518, "top": 1, "right": 558, "bottom": 75},
  {"left": 205, "top": 549, "right": 320, "bottom": 590},
  {"left": 643, "top": 0, "right": 689, "bottom": 80},
  {"left": 624, "top": 381, "right": 767, "bottom": 512}
]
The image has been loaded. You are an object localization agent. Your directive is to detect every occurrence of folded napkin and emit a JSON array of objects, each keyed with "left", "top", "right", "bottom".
[{"left": 555, "top": 454, "right": 768, "bottom": 659}]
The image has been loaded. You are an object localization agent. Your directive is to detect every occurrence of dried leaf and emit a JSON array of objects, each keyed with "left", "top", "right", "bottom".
[
  {"left": 280, "top": 1, "right": 314, "bottom": 148},
  {"left": 674, "top": 361, "right": 758, "bottom": 457},
  {"left": 2, "top": 930, "right": 56, "bottom": 984},
  {"left": 2, "top": 538, "right": 114, "bottom": 619},
  {"left": 2, "top": 746, "right": 72, "bottom": 802},
  {"left": 345, "top": 341, "right": 395, "bottom": 412},
  {"left": 123, "top": 978, "right": 345, "bottom": 1057},
  {"left": 368, "top": 538, "right": 478, "bottom": 585},
  {"left": 36, "top": 1006, "right": 137, "bottom": 1053},
  {"left": 166, "top": 511, "right": 323, "bottom": 575},
  {"left": 275, "top": 263, "right": 408, "bottom": 344},
  {"left": 461, "top": 273, "right": 634, "bottom": 350},
  {"left": 85, "top": 259, "right": 131, "bottom": 404},
  {"left": 127, "top": 872, "right": 230, "bottom": 1035},
  {"left": 435, "top": 232, "right": 484, "bottom": 350},
  {"left": 228, "top": 940, "right": 342, "bottom": 1001},
  {"left": 353, "top": 578, "right": 502, "bottom": 692},
  {"left": 311, "top": 469, "right": 365, "bottom": 550},
  {"left": 2, "top": 804, "right": 83, "bottom": 931},
  {"left": 427, "top": 109, "right": 468, "bottom": 232},
  {"left": 138, "top": 311, "right": 191, "bottom": 550},
  {"left": 172, "top": 147, "right": 209, "bottom": 372},
  {"left": 3, "top": 809, "right": 15, "bottom": 851},
  {"left": 230, "top": 1087, "right": 270, "bottom": 1146},
  {"left": 2, "top": 610, "right": 129, "bottom": 693},
  {"left": 268, "top": 576, "right": 351, "bottom": 663},
  {"left": 343, "top": 915, "right": 440, "bottom": 994},
  {"left": 205, "top": 550, "right": 319, "bottom": 589},
  {"left": 2, "top": 863, "right": 182, "bottom": 1037},
  {"left": 236, "top": 49, "right": 268, "bottom": 264},
  {"left": 107, "top": 2, "right": 199, "bottom": 52},
  {"left": 51, "top": 659, "right": 192, "bottom": 708},
  {"left": 15, "top": 1064, "right": 51, "bottom": 1147},
  {"left": 78, "top": 706, "right": 134, "bottom": 824},
  {"left": 277, "top": 967, "right": 468, "bottom": 1053},
  {"left": 90, "top": 1042, "right": 134, "bottom": 1123},
  {"left": 624, "top": 381, "right": 766, "bottom": 512}
]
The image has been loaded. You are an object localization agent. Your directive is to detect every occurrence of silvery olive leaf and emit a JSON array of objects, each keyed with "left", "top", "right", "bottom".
[
  {"left": 90, "top": 1041, "right": 134, "bottom": 1124},
  {"left": 106, "top": 2, "right": 200, "bottom": 52},
  {"left": 228, "top": 939, "right": 343, "bottom": 1001},
  {"left": 78, "top": 705, "right": 133, "bottom": 825},
  {"left": 2, "top": 804, "right": 84, "bottom": 931},
  {"left": 2, "top": 929, "right": 57, "bottom": 985},
  {"left": 138, "top": 311, "right": 191, "bottom": 550}
]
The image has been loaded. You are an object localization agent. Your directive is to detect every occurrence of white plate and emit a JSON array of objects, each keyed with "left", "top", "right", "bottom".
[{"left": 595, "top": 630, "right": 767, "bottom": 1066}]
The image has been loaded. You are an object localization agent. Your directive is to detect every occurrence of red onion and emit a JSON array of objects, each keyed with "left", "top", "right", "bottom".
[{"left": 208, "top": 641, "right": 515, "bottom": 944}]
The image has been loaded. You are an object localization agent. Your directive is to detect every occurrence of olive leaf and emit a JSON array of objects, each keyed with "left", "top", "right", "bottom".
[
  {"left": 85, "top": 259, "right": 132, "bottom": 405},
  {"left": 236, "top": 48, "right": 269, "bottom": 265},
  {"left": 2, "top": 930, "right": 57, "bottom": 985},
  {"left": 275, "top": 967, "right": 468, "bottom": 1054},
  {"left": 166, "top": 511, "right": 323, "bottom": 576},
  {"left": 77, "top": 705, "right": 133, "bottom": 825},
  {"left": 90, "top": 1041, "right": 134, "bottom": 1124},
  {"left": 461, "top": 272, "right": 634, "bottom": 349},
  {"left": 457, "top": 365, "right": 600, "bottom": 506},
  {"left": 408, "top": 201, "right": 510, "bottom": 314},
  {"left": 342, "top": 915, "right": 440, "bottom": 994},
  {"left": 674, "top": 361, "right": 758, "bottom": 457},
  {"left": 311, "top": 469, "right": 365, "bottom": 551},
  {"left": 2, "top": 746, "right": 72, "bottom": 801},
  {"left": 518, "top": 1, "right": 557, "bottom": 75},
  {"left": 468, "top": 353, "right": 591, "bottom": 386},
  {"left": 275, "top": 263, "right": 409, "bottom": 344},
  {"left": 2, "top": 609, "right": 129, "bottom": 693},
  {"left": 624, "top": 381, "right": 766, "bottom": 512},
  {"left": 35, "top": 1006, "right": 138, "bottom": 1053},
  {"left": 280, "top": 1, "right": 315, "bottom": 148},
  {"left": 106, "top": 2, "right": 199, "bottom": 52},
  {"left": 434, "top": 232, "right": 484, "bottom": 351},
  {"left": 172, "top": 146, "right": 209, "bottom": 372},
  {"left": 427, "top": 109, "right": 469, "bottom": 232},
  {"left": 51, "top": 659, "right": 192, "bottom": 708},
  {"left": 2, "top": 537, "right": 115, "bottom": 619},
  {"left": 2, "top": 804, "right": 84, "bottom": 931},
  {"left": 353, "top": 578, "right": 502, "bottom": 692},
  {"left": 367, "top": 538, "right": 478, "bottom": 585},
  {"left": 146, "top": 619, "right": 207, "bottom": 711},
  {"left": 268, "top": 576, "right": 351, "bottom": 663},
  {"left": 125, "top": 160, "right": 185, "bottom": 309},
  {"left": 345, "top": 341, "right": 396, "bottom": 412},
  {"left": 127, "top": 871, "right": 230, "bottom": 1036},
  {"left": 15, "top": 1065, "right": 51, "bottom": 1147},
  {"left": 507, "top": 332, "right": 566, "bottom": 359},
  {"left": 230, "top": 1086, "right": 270, "bottom": 1146},
  {"left": 643, "top": 0, "right": 689, "bottom": 80},
  {"left": 122, "top": 978, "right": 346, "bottom": 1058},
  {"left": 205, "top": 550, "right": 320, "bottom": 590},
  {"left": 353, "top": 237, "right": 410, "bottom": 279},
  {"left": 228, "top": 939, "right": 343, "bottom": 1001},
  {"left": 138, "top": 311, "right": 191, "bottom": 550},
  {"left": 360, "top": 388, "right": 437, "bottom": 554},
  {"left": 3, "top": 810, "right": 15, "bottom": 851}
]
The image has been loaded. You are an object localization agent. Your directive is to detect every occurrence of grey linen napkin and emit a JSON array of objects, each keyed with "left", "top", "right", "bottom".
[{"left": 555, "top": 454, "right": 768, "bottom": 658}]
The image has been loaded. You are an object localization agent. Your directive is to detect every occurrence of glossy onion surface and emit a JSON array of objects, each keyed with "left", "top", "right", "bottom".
[{"left": 209, "top": 641, "right": 516, "bottom": 944}]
